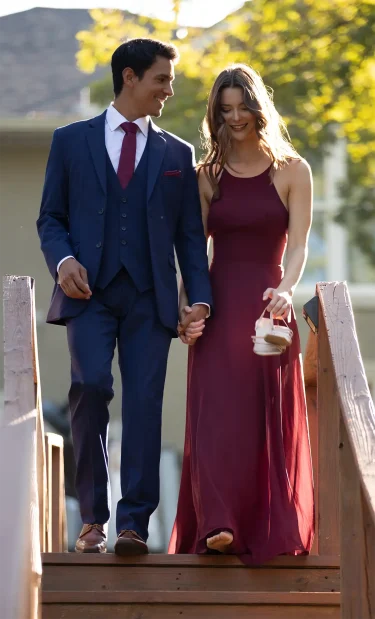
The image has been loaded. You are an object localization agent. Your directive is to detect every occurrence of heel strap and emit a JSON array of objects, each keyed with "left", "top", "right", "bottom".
[{"left": 259, "top": 307, "right": 289, "bottom": 329}]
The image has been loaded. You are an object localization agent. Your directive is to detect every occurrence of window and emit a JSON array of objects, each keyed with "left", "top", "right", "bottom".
[
  {"left": 301, "top": 211, "right": 327, "bottom": 284},
  {"left": 295, "top": 142, "right": 375, "bottom": 314},
  {"left": 348, "top": 241, "right": 375, "bottom": 284}
]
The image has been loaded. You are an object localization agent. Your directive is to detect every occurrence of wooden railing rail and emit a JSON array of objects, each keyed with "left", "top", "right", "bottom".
[
  {"left": 1, "top": 275, "right": 67, "bottom": 619},
  {"left": 304, "top": 281, "right": 375, "bottom": 618}
]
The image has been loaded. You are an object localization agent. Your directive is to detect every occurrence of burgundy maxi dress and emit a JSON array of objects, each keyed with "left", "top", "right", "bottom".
[{"left": 168, "top": 166, "right": 314, "bottom": 563}]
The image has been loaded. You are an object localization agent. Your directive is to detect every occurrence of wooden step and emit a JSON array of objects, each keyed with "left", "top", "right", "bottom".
[
  {"left": 43, "top": 592, "right": 340, "bottom": 619},
  {"left": 42, "top": 553, "right": 341, "bottom": 619}
]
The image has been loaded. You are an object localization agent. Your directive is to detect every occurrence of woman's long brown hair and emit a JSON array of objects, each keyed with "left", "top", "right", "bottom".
[{"left": 199, "top": 64, "right": 300, "bottom": 197}]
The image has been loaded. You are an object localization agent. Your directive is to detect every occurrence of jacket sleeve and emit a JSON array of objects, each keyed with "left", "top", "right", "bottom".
[
  {"left": 174, "top": 145, "right": 213, "bottom": 310},
  {"left": 36, "top": 129, "right": 74, "bottom": 280}
]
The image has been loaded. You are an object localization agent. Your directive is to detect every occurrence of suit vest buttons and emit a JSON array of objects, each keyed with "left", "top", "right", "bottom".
[
  {"left": 160, "top": 215, "right": 164, "bottom": 219},
  {"left": 121, "top": 198, "right": 127, "bottom": 203},
  {"left": 121, "top": 213, "right": 127, "bottom": 218},
  {"left": 96, "top": 242, "right": 102, "bottom": 248},
  {"left": 121, "top": 240, "right": 127, "bottom": 246},
  {"left": 98, "top": 208, "right": 104, "bottom": 215},
  {"left": 121, "top": 226, "right": 127, "bottom": 231}
]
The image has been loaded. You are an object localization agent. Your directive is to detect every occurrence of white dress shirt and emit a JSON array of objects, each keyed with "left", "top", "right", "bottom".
[
  {"left": 57, "top": 105, "right": 210, "bottom": 316},
  {"left": 105, "top": 103, "right": 149, "bottom": 173}
]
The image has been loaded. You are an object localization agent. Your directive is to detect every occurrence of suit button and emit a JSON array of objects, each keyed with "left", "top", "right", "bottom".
[
  {"left": 121, "top": 240, "right": 127, "bottom": 246},
  {"left": 96, "top": 242, "right": 102, "bottom": 248},
  {"left": 122, "top": 198, "right": 127, "bottom": 203},
  {"left": 160, "top": 215, "right": 164, "bottom": 219},
  {"left": 122, "top": 213, "right": 127, "bottom": 218},
  {"left": 98, "top": 208, "right": 104, "bottom": 215},
  {"left": 121, "top": 227, "right": 127, "bottom": 231}
]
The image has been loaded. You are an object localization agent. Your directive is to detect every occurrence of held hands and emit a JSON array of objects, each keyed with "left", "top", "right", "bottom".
[
  {"left": 58, "top": 258, "right": 92, "bottom": 300},
  {"left": 178, "top": 304, "right": 207, "bottom": 345},
  {"left": 263, "top": 287, "right": 292, "bottom": 320}
]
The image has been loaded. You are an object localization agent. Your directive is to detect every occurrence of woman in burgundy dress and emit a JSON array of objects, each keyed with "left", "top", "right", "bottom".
[{"left": 168, "top": 64, "right": 314, "bottom": 564}]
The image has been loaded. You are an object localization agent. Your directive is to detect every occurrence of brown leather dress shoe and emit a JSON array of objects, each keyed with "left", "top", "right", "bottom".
[
  {"left": 114, "top": 529, "right": 148, "bottom": 556},
  {"left": 75, "top": 524, "right": 107, "bottom": 553}
]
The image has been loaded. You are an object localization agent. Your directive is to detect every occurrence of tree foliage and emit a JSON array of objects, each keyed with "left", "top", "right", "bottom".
[{"left": 76, "top": 0, "right": 375, "bottom": 265}]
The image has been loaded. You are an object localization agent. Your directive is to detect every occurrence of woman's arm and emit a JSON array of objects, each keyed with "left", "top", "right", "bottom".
[
  {"left": 264, "top": 159, "right": 313, "bottom": 318},
  {"left": 179, "top": 170, "right": 211, "bottom": 310},
  {"left": 179, "top": 169, "right": 212, "bottom": 343}
]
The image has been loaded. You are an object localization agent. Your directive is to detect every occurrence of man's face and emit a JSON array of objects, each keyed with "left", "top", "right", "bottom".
[{"left": 131, "top": 56, "right": 175, "bottom": 117}]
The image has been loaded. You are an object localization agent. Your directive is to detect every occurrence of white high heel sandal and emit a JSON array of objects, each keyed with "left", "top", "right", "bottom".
[{"left": 252, "top": 309, "right": 293, "bottom": 356}]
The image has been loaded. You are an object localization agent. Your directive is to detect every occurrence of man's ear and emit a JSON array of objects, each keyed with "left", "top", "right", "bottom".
[{"left": 122, "top": 67, "right": 136, "bottom": 88}]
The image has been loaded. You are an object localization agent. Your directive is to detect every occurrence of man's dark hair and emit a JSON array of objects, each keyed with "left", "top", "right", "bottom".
[{"left": 111, "top": 38, "right": 179, "bottom": 97}]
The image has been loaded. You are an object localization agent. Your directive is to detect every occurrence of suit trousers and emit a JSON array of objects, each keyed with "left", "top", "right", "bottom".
[{"left": 66, "top": 270, "right": 172, "bottom": 539}]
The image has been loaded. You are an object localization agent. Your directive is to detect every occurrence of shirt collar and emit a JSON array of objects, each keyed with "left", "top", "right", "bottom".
[{"left": 106, "top": 104, "right": 149, "bottom": 138}]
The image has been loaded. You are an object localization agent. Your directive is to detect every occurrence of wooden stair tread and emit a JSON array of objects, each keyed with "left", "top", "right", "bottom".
[
  {"left": 43, "top": 563, "right": 339, "bottom": 593},
  {"left": 43, "top": 569, "right": 339, "bottom": 593},
  {"left": 43, "top": 604, "right": 340, "bottom": 619},
  {"left": 44, "top": 590, "right": 340, "bottom": 604},
  {"left": 42, "top": 552, "right": 340, "bottom": 568}
]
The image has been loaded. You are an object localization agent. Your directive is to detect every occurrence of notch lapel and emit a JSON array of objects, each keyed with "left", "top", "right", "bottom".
[
  {"left": 147, "top": 122, "right": 167, "bottom": 202},
  {"left": 86, "top": 110, "right": 107, "bottom": 194}
]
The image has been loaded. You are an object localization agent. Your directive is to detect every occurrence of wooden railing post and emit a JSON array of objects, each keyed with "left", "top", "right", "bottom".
[
  {"left": 0, "top": 419, "right": 39, "bottom": 619},
  {"left": 316, "top": 296, "right": 341, "bottom": 556},
  {"left": 45, "top": 432, "right": 68, "bottom": 552},
  {"left": 1, "top": 275, "right": 68, "bottom": 618},
  {"left": 303, "top": 329, "right": 319, "bottom": 555},
  {"left": 2, "top": 275, "right": 46, "bottom": 552},
  {"left": 340, "top": 418, "right": 375, "bottom": 618},
  {"left": 317, "top": 281, "right": 375, "bottom": 618},
  {"left": 2, "top": 275, "right": 45, "bottom": 619}
]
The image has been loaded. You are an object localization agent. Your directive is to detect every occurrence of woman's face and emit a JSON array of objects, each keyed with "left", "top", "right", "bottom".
[{"left": 219, "top": 87, "right": 257, "bottom": 142}]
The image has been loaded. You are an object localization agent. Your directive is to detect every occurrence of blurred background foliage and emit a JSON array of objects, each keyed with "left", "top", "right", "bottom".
[{"left": 76, "top": 0, "right": 375, "bottom": 264}]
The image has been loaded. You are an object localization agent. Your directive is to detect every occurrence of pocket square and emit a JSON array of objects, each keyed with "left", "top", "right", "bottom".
[{"left": 164, "top": 170, "right": 182, "bottom": 177}]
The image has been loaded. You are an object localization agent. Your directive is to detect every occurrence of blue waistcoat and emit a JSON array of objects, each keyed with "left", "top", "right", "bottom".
[{"left": 96, "top": 142, "right": 153, "bottom": 291}]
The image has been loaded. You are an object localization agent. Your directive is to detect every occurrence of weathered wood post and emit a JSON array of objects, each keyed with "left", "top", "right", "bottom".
[
  {"left": 1, "top": 275, "right": 45, "bottom": 618},
  {"left": 317, "top": 281, "right": 375, "bottom": 618}
]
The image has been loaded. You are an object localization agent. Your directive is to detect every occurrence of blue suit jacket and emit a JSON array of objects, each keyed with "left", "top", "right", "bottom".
[{"left": 37, "top": 111, "right": 213, "bottom": 333}]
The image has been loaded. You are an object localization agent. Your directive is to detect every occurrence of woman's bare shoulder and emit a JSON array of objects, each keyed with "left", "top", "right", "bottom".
[
  {"left": 198, "top": 162, "right": 223, "bottom": 181},
  {"left": 274, "top": 158, "right": 312, "bottom": 190},
  {"left": 197, "top": 164, "right": 220, "bottom": 199},
  {"left": 283, "top": 157, "right": 312, "bottom": 178}
]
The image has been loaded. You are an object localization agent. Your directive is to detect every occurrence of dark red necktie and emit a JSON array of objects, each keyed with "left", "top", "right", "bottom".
[{"left": 117, "top": 121, "right": 138, "bottom": 189}]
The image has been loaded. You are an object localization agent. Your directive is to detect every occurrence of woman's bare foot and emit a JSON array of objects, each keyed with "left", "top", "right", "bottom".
[{"left": 206, "top": 531, "right": 233, "bottom": 553}]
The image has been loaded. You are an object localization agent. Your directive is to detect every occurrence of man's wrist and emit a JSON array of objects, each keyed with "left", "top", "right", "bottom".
[
  {"left": 57, "top": 255, "right": 75, "bottom": 272},
  {"left": 192, "top": 302, "right": 211, "bottom": 318},
  {"left": 56, "top": 255, "right": 75, "bottom": 285}
]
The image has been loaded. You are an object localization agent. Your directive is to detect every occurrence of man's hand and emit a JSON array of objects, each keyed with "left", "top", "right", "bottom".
[
  {"left": 58, "top": 258, "right": 92, "bottom": 300},
  {"left": 178, "top": 304, "right": 207, "bottom": 345}
]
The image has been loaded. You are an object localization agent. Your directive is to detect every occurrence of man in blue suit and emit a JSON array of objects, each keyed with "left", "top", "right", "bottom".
[{"left": 37, "top": 38, "right": 212, "bottom": 555}]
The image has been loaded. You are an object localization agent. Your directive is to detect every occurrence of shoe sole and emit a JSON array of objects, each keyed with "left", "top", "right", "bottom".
[
  {"left": 75, "top": 546, "right": 107, "bottom": 553},
  {"left": 264, "top": 334, "right": 292, "bottom": 347},
  {"left": 114, "top": 540, "right": 148, "bottom": 556}
]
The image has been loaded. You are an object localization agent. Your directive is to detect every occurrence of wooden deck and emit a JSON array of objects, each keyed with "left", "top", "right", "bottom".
[{"left": 1, "top": 276, "right": 375, "bottom": 619}]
